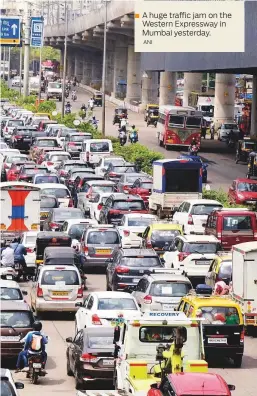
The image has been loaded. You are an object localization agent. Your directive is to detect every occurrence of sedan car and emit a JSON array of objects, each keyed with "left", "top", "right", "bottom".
[
  {"left": 43, "top": 208, "right": 85, "bottom": 231},
  {"left": 77, "top": 180, "right": 116, "bottom": 215},
  {"left": 66, "top": 327, "right": 115, "bottom": 389},
  {"left": 228, "top": 178, "right": 257, "bottom": 205},
  {"left": 75, "top": 291, "right": 140, "bottom": 331},
  {"left": 10, "top": 127, "right": 35, "bottom": 151},
  {"left": 116, "top": 172, "right": 148, "bottom": 193},
  {"left": 41, "top": 151, "right": 71, "bottom": 172},
  {"left": 17, "top": 164, "right": 48, "bottom": 182},
  {"left": 217, "top": 122, "right": 240, "bottom": 141},
  {"left": 118, "top": 213, "right": 158, "bottom": 248}
]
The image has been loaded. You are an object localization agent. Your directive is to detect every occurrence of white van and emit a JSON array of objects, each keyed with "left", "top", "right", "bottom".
[
  {"left": 30, "top": 265, "right": 83, "bottom": 314},
  {"left": 80, "top": 139, "right": 113, "bottom": 166}
]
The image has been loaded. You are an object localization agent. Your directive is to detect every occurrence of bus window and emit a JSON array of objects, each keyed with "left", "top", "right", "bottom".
[
  {"left": 169, "top": 115, "right": 184, "bottom": 127},
  {"left": 186, "top": 117, "right": 202, "bottom": 128}
]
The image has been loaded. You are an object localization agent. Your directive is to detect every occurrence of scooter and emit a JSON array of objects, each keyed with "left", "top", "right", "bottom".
[
  {"left": 119, "top": 133, "right": 127, "bottom": 146},
  {"left": 129, "top": 132, "right": 138, "bottom": 144},
  {"left": 81, "top": 109, "right": 86, "bottom": 120},
  {"left": 65, "top": 106, "right": 71, "bottom": 115}
]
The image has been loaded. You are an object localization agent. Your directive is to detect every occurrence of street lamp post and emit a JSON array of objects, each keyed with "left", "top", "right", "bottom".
[
  {"left": 101, "top": 0, "right": 107, "bottom": 137},
  {"left": 61, "top": 1, "right": 68, "bottom": 118}
]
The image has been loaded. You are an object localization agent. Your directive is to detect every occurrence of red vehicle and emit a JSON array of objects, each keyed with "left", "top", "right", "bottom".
[
  {"left": 7, "top": 160, "right": 35, "bottom": 181},
  {"left": 147, "top": 373, "right": 235, "bottom": 396},
  {"left": 38, "top": 120, "right": 57, "bottom": 132},
  {"left": 228, "top": 178, "right": 257, "bottom": 204},
  {"left": 42, "top": 59, "right": 60, "bottom": 75},
  {"left": 205, "top": 208, "right": 257, "bottom": 250},
  {"left": 127, "top": 177, "right": 153, "bottom": 205}
]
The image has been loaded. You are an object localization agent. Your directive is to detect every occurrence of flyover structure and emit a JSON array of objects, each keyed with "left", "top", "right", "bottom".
[{"left": 44, "top": 0, "right": 257, "bottom": 134}]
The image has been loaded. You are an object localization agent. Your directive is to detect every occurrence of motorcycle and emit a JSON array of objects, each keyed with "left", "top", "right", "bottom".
[
  {"left": 188, "top": 144, "right": 199, "bottom": 156},
  {"left": 81, "top": 109, "right": 86, "bottom": 120},
  {"left": 71, "top": 93, "right": 77, "bottom": 101},
  {"left": 26, "top": 354, "right": 46, "bottom": 384},
  {"left": 14, "top": 260, "right": 24, "bottom": 281},
  {"left": 119, "top": 133, "right": 127, "bottom": 146},
  {"left": 65, "top": 106, "right": 71, "bottom": 115}
]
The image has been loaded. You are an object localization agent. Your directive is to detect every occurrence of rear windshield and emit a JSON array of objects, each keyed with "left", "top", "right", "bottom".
[
  {"left": 191, "top": 204, "right": 223, "bottom": 215},
  {"left": 184, "top": 243, "right": 219, "bottom": 254},
  {"left": 69, "top": 224, "right": 88, "bottom": 239},
  {"left": 92, "top": 185, "right": 114, "bottom": 193},
  {"left": 237, "top": 182, "right": 257, "bottom": 192},
  {"left": 90, "top": 142, "right": 110, "bottom": 152},
  {"left": 6, "top": 155, "right": 26, "bottom": 162},
  {"left": 87, "top": 336, "right": 113, "bottom": 349},
  {"left": 151, "top": 230, "right": 181, "bottom": 241},
  {"left": 64, "top": 164, "right": 84, "bottom": 171},
  {"left": 223, "top": 215, "right": 252, "bottom": 231},
  {"left": 41, "top": 270, "right": 79, "bottom": 285},
  {"left": 50, "top": 155, "right": 70, "bottom": 162},
  {"left": 0, "top": 311, "right": 33, "bottom": 328},
  {"left": 193, "top": 306, "right": 239, "bottom": 325},
  {"left": 97, "top": 298, "right": 137, "bottom": 310},
  {"left": 37, "top": 139, "right": 57, "bottom": 147},
  {"left": 141, "top": 182, "right": 153, "bottom": 189},
  {"left": 113, "top": 166, "right": 135, "bottom": 173},
  {"left": 87, "top": 230, "right": 120, "bottom": 244},
  {"left": 125, "top": 175, "right": 141, "bottom": 183},
  {"left": 218, "top": 261, "right": 232, "bottom": 279},
  {"left": 41, "top": 197, "right": 57, "bottom": 208},
  {"left": 150, "top": 282, "right": 191, "bottom": 297},
  {"left": 140, "top": 326, "right": 186, "bottom": 342},
  {"left": 54, "top": 210, "right": 83, "bottom": 220},
  {"left": 0, "top": 288, "right": 23, "bottom": 300},
  {"left": 7, "top": 120, "right": 24, "bottom": 126},
  {"left": 121, "top": 257, "right": 161, "bottom": 267},
  {"left": 70, "top": 135, "right": 85, "bottom": 142},
  {"left": 35, "top": 176, "right": 59, "bottom": 184},
  {"left": 25, "top": 235, "right": 37, "bottom": 244},
  {"left": 105, "top": 159, "right": 124, "bottom": 166},
  {"left": 128, "top": 217, "right": 155, "bottom": 227},
  {"left": 14, "top": 130, "right": 32, "bottom": 136},
  {"left": 24, "top": 168, "right": 48, "bottom": 175},
  {"left": 48, "top": 82, "right": 62, "bottom": 89},
  {"left": 113, "top": 200, "right": 145, "bottom": 210},
  {"left": 41, "top": 188, "right": 70, "bottom": 198}
]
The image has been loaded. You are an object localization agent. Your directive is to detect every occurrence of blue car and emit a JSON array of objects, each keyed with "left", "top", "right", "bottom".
[{"left": 177, "top": 155, "right": 208, "bottom": 183}]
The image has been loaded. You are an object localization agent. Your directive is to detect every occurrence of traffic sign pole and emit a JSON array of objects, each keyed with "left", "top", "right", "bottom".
[{"left": 23, "top": 2, "right": 30, "bottom": 97}]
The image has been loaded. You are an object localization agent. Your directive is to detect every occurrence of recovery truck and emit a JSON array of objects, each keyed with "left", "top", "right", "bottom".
[
  {"left": 0, "top": 182, "right": 41, "bottom": 243},
  {"left": 231, "top": 241, "right": 257, "bottom": 336},
  {"left": 148, "top": 159, "right": 202, "bottom": 219}
]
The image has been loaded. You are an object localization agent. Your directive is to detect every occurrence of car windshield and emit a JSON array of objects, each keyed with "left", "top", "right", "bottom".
[
  {"left": 41, "top": 188, "right": 70, "bottom": 198},
  {"left": 35, "top": 176, "right": 59, "bottom": 184},
  {"left": 87, "top": 230, "right": 120, "bottom": 244},
  {"left": 191, "top": 204, "right": 223, "bottom": 215},
  {"left": 25, "top": 235, "right": 37, "bottom": 244},
  {"left": 64, "top": 163, "right": 84, "bottom": 171},
  {"left": 41, "top": 197, "right": 57, "bottom": 208},
  {"left": 48, "top": 82, "right": 62, "bottom": 89},
  {"left": 128, "top": 217, "right": 155, "bottom": 227},
  {"left": 192, "top": 306, "right": 239, "bottom": 325},
  {"left": 112, "top": 166, "right": 135, "bottom": 173},
  {"left": 125, "top": 175, "right": 142, "bottom": 183},
  {"left": 185, "top": 243, "right": 218, "bottom": 254},
  {"left": 50, "top": 155, "right": 70, "bottom": 162},
  {"left": 37, "top": 139, "right": 57, "bottom": 147},
  {"left": 8, "top": 120, "right": 24, "bottom": 126},
  {"left": 97, "top": 298, "right": 137, "bottom": 310},
  {"left": 140, "top": 326, "right": 185, "bottom": 342},
  {"left": 0, "top": 288, "right": 23, "bottom": 300},
  {"left": 113, "top": 200, "right": 145, "bottom": 210},
  {"left": 121, "top": 257, "right": 161, "bottom": 267},
  {"left": 90, "top": 142, "right": 110, "bottom": 152},
  {"left": 151, "top": 230, "right": 181, "bottom": 241},
  {"left": 70, "top": 135, "right": 85, "bottom": 142},
  {"left": 41, "top": 270, "right": 79, "bottom": 285},
  {"left": 237, "top": 182, "right": 257, "bottom": 192},
  {"left": 105, "top": 159, "right": 124, "bottom": 166},
  {"left": 54, "top": 210, "right": 83, "bottom": 220},
  {"left": 141, "top": 182, "right": 153, "bottom": 189},
  {"left": 218, "top": 261, "right": 232, "bottom": 278},
  {"left": 69, "top": 224, "right": 88, "bottom": 239},
  {"left": 92, "top": 185, "right": 114, "bottom": 193},
  {"left": 223, "top": 215, "right": 252, "bottom": 231},
  {"left": 71, "top": 172, "right": 91, "bottom": 179},
  {"left": 150, "top": 282, "right": 191, "bottom": 297},
  {"left": 88, "top": 336, "right": 113, "bottom": 349},
  {"left": 1, "top": 380, "right": 15, "bottom": 396},
  {"left": 224, "top": 124, "right": 238, "bottom": 129},
  {"left": 0, "top": 311, "right": 33, "bottom": 328},
  {"left": 24, "top": 168, "right": 47, "bottom": 175}
]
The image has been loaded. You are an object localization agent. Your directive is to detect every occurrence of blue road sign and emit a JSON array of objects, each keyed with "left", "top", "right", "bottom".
[
  {"left": 31, "top": 17, "right": 44, "bottom": 48},
  {"left": 0, "top": 16, "right": 21, "bottom": 45}
]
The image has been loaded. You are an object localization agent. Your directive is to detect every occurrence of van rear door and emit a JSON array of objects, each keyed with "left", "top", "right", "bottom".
[{"left": 221, "top": 214, "right": 255, "bottom": 250}]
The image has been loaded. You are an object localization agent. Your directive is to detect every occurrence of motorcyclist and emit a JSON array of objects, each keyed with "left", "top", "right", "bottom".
[
  {"left": 10, "top": 237, "right": 27, "bottom": 273},
  {"left": 129, "top": 125, "right": 138, "bottom": 142},
  {"left": 15, "top": 321, "right": 48, "bottom": 373},
  {"left": 65, "top": 101, "right": 71, "bottom": 113},
  {"left": 80, "top": 103, "right": 87, "bottom": 119},
  {"left": 81, "top": 103, "right": 87, "bottom": 111},
  {"left": 119, "top": 128, "right": 127, "bottom": 145},
  {"left": 120, "top": 116, "right": 127, "bottom": 129},
  {"left": 71, "top": 90, "right": 77, "bottom": 100},
  {"left": 91, "top": 116, "right": 98, "bottom": 127},
  {"left": 1, "top": 243, "right": 14, "bottom": 267}
]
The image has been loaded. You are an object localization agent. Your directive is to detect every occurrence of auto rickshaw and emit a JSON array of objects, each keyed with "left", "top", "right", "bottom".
[
  {"left": 144, "top": 104, "right": 159, "bottom": 122},
  {"left": 247, "top": 151, "right": 257, "bottom": 179},
  {"left": 93, "top": 91, "right": 103, "bottom": 106},
  {"left": 146, "top": 108, "right": 159, "bottom": 127},
  {"left": 235, "top": 138, "right": 257, "bottom": 163},
  {"left": 35, "top": 231, "right": 72, "bottom": 265},
  {"left": 113, "top": 107, "right": 128, "bottom": 125}
]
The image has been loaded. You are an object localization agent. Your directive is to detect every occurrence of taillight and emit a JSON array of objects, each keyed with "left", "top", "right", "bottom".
[
  {"left": 146, "top": 238, "right": 152, "bottom": 248},
  {"left": 80, "top": 353, "right": 98, "bottom": 363},
  {"left": 109, "top": 209, "right": 120, "bottom": 215},
  {"left": 188, "top": 215, "right": 194, "bottom": 225},
  {"left": 116, "top": 266, "right": 130, "bottom": 274},
  {"left": 49, "top": 222, "right": 59, "bottom": 229},
  {"left": 143, "top": 295, "right": 152, "bottom": 304},
  {"left": 240, "top": 329, "right": 244, "bottom": 342},
  {"left": 97, "top": 204, "right": 103, "bottom": 210},
  {"left": 15, "top": 135, "right": 22, "bottom": 139},
  {"left": 109, "top": 172, "right": 117, "bottom": 177},
  {"left": 5, "top": 127, "right": 8, "bottom": 132},
  {"left": 86, "top": 152, "right": 89, "bottom": 161},
  {"left": 68, "top": 142, "right": 76, "bottom": 146},
  {"left": 37, "top": 286, "right": 43, "bottom": 297},
  {"left": 91, "top": 314, "right": 102, "bottom": 325},
  {"left": 178, "top": 252, "right": 190, "bottom": 262},
  {"left": 77, "top": 287, "right": 83, "bottom": 298},
  {"left": 123, "top": 185, "right": 129, "bottom": 191},
  {"left": 47, "top": 162, "right": 54, "bottom": 166},
  {"left": 68, "top": 198, "right": 73, "bottom": 207},
  {"left": 26, "top": 247, "right": 34, "bottom": 253},
  {"left": 83, "top": 246, "right": 89, "bottom": 254},
  {"left": 123, "top": 230, "right": 130, "bottom": 237}
]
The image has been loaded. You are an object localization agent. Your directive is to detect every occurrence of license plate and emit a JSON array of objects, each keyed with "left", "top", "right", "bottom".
[
  {"left": 163, "top": 304, "right": 175, "bottom": 310},
  {"left": 102, "top": 360, "right": 114, "bottom": 366},
  {"left": 132, "top": 279, "right": 140, "bottom": 283},
  {"left": 208, "top": 338, "right": 227, "bottom": 344},
  {"left": 0, "top": 336, "right": 20, "bottom": 341},
  {"left": 96, "top": 249, "right": 111, "bottom": 254},
  {"left": 52, "top": 291, "right": 69, "bottom": 296},
  {"left": 40, "top": 212, "right": 48, "bottom": 217},
  {"left": 6, "top": 275, "right": 13, "bottom": 280},
  {"left": 195, "top": 260, "right": 210, "bottom": 265},
  {"left": 33, "top": 363, "right": 42, "bottom": 368}
]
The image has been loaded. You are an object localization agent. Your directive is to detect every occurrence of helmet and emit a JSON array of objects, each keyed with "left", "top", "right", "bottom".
[
  {"left": 67, "top": 102, "right": 70, "bottom": 105},
  {"left": 33, "top": 321, "right": 42, "bottom": 331},
  {"left": 132, "top": 125, "right": 135, "bottom": 129},
  {"left": 92, "top": 116, "right": 96, "bottom": 120}
]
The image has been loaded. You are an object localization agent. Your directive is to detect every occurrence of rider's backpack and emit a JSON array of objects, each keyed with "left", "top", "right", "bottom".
[{"left": 30, "top": 333, "right": 43, "bottom": 352}]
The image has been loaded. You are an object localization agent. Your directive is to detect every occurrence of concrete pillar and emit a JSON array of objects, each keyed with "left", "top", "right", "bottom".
[
  {"left": 91, "top": 52, "right": 102, "bottom": 89},
  {"left": 250, "top": 75, "right": 257, "bottom": 137},
  {"left": 74, "top": 53, "right": 83, "bottom": 83},
  {"left": 111, "top": 41, "right": 128, "bottom": 99},
  {"left": 140, "top": 71, "right": 158, "bottom": 110},
  {"left": 159, "top": 71, "right": 177, "bottom": 106},
  {"left": 82, "top": 56, "right": 92, "bottom": 86},
  {"left": 125, "top": 44, "right": 141, "bottom": 104},
  {"left": 67, "top": 51, "right": 75, "bottom": 79},
  {"left": 214, "top": 73, "right": 236, "bottom": 129},
  {"left": 183, "top": 73, "right": 202, "bottom": 107}
]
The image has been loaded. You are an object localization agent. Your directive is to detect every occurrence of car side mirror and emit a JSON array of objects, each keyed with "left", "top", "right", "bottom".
[
  {"left": 228, "top": 385, "right": 236, "bottom": 391},
  {"left": 15, "top": 382, "right": 24, "bottom": 389},
  {"left": 66, "top": 337, "right": 73, "bottom": 343},
  {"left": 150, "top": 383, "right": 158, "bottom": 389},
  {"left": 22, "top": 290, "right": 28, "bottom": 295},
  {"left": 75, "top": 302, "right": 82, "bottom": 307}
]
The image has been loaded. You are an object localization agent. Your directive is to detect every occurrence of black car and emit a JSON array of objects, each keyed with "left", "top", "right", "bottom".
[
  {"left": 10, "top": 127, "right": 36, "bottom": 151},
  {"left": 30, "top": 130, "right": 47, "bottom": 145},
  {"left": 104, "top": 163, "right": 138, "bottom": 182},
  {"left": 106, "top": 248, "right": 163, "bottom": 291},
  {"left": 40, "top": 194, "right": 59, "bottom": 230},
  {"left": 99, "top": 193, "right": 148, "bottom": 225},
  {"left": 43, "top": 207, "right": 85, "bottom": 231},
  {"left": 66, "top": 327, "right": 114, "bottom": 390}
]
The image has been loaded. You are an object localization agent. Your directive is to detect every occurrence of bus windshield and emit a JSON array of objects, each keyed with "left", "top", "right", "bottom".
[
  {"left": 186, "top": 117, "right": 202, "bottom": 128},
  {"left": 169, "top": 115, "right": 184, "bottom": 127}
]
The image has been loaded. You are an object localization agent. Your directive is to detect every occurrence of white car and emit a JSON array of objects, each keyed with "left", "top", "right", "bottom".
[
  {"left": 77, "top": 180, "right": 116, "bottom": 215},
  {"left": 75, "top": 291, "right": 141, "bottom": 331},
  {"left": 3, "top": 119, "right": 24, "bottom": 140},
  {"left": 217, "top": 122, "right": 240, "bottom": 141},
  {"left": 41, "top": 151, "right": 71, "bottom": 172},
  {"left": 172, "top": 199, "right": 223, "bottom": 235},
  {"left": 0, "top": 279, "right": 27, "bottom": 302},
  {"left": 0, "top": 368, "right": 24, "bottom": 396},
  {"left": 118, "top": 213, "right": 158, "bottom": 248},
  {"left": 31, "top": 264, "right": 83, "bottom": 314},
  {"left": 80, "top": 139, "right": 113, "bottom": 166},
  {"left": 39, "top": 183, "right": 72, "bottom": 207},
  {"left": 59, "top": 218, "right": 98, "bottom": 250},
  {"left": 95, "top": 156, "right": 125, "bottom": 177},
  {"left": 163, "top": 235, "right": 221, "bottom": 287},
  {"left": 11, "top": 76, "right": 23, "bottom": 87},
  {"left": 3, "top": 153, "right": 27, "bottom": 171},
  {"left": 20, "top": 231, "right": 38, "bottom": 271}
]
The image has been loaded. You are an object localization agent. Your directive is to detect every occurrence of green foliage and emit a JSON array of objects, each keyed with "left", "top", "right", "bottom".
[
  {"left": 30, "top": 46, "right": 60, "bottom": 62},
  {"left": 37, "top": 100, "right": 56, "bottom": 113},
  {"left": 0, "top": 81, "right": 19, "bottom": 101},
  {"left": 203, "top": 188, "right": 249, "bottom": 208}
]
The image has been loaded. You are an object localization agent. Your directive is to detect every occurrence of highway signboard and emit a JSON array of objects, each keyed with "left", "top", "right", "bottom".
[
  {"left": 0, "top": 16, "right": 21, "bottom": 45},
  {"left": 30, "top": 17, "right": 44, "bottom": 48}
]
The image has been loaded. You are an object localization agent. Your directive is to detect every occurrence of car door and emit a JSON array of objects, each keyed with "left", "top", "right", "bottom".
[
  {"left": 106, "top": 251, "right": 118, "bottom": 286},
  {"left": 101, "top": 197, "right": 112, "bottom": 224},
  {"left": 70, "top": 330, "right": 84, "bottom": 373},
  {"left": 77, "top": 183, "right": 90, "bottom": 211},
  {"left": 134, "top": 279, "right": 149, "bottom": 307},
  {"left": 76, "top": 294, "right": 92, "bottom": 330},
  {"left": 31, "top": 269, "right": 41, "bottom": 308}
]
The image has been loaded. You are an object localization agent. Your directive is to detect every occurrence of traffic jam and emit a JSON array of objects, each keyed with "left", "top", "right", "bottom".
[{"left": 1, "top": 101, "right": 257, "bottom": 396}]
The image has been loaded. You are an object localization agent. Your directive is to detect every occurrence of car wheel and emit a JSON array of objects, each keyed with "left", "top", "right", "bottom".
[
  {"left": 74, "top": 368, "right": 83, "bottom": 390},
  {"left": 67, "top": 355, "right": 73, "bottom": 376},
  {"left": 234, "top": 355, "right": 243, "bottom": 368}
]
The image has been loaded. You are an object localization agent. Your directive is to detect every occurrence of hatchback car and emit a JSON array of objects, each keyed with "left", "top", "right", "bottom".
[
  {"left": 77, "top": 180, "right": 116, "bottom": 215},
  {"left": 41, "top": 151, "right": 71, "bottom": 172},
  {"left": 0, "top": 368, "right": 24, "bottom": 396},
  {"left": 17, "top": 164, "right": 48, "bottom": 182},
  {"left": 106, "top": 248, "right": 163, "bottom": 291},
  {"left": 217, "top": 122, "right": 240, "bottom": 141},
  {"left": 3, "top": 119, "right": 24, "bottom": 141},
  {"left": 43, "top": 208, "right": 85, "bottom": 231},
  {"left": 228, "top": 178, "right": 257, "bottom": 205},
  {"left": 116, "top": 172, "right": 148, "bottom": 193},
  {"left": 81, "top": 225, "right": 121, "bottom": 269},
  {"left": 39, "top": 183, "right": 72, "bottom": 207},
  {"left": 10, "top": 127, "right": 35, "bottom": 151},
  {"left": 39, "top": 194, "right": 59, "bottom": 229},
  {"left": 0, "top": 280, "right": 27, "bottom": 302},
  {"left": 141, "top": 223, "right": 183, "bottom": 257},
  {"left": 95, "top": 156, "right": 125, "bottom": 177},
  {"left": 64, "top": 132, "right": 88, "bottom": 158},
  {"left": 118, "top": 213, "right": 158, "bottom": 248}
]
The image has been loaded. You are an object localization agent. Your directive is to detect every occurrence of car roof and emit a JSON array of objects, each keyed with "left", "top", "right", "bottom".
[
  {"left": 102, "top": 156, "right": 124, "bottom": 161},
  {"left": 123, "top": 213, "right": 157, "bottom": 219},
  {"left": 38, "top": 183, "right": 69, "bottom": 189},
  {"left": 121, "top": 248, "right": 158, "bottom": 256},
  {"left": 40, "top": 265, "right": 80, "bottom": 273},
  {"left": 1, "top": 300, "right": 31, "bottom": 311},
  {"left": 64, "top": 218, "right": 97, "bottom": 225},
  {"left": 91, "top": 291, "right": 135, "bottom": 299},
  {"left": 87, "top": 180, "right": 116, "bottom": 186},
  {"left": 184, "top": 199, "right": 222, "bottom": 205},
  {"left": 0, "top": 279, "right": 21, "bottom": 288},
  {"left": 169, "top": 373, "right": 229, "bottom": 394},
  {"left": 53, "top": 207, "right": 82, "bottom": 212},
  {"left": 63, "top": 160, "right": 85, "bottom": 165},
  {"left": 235, "top": 178, "right": 257, "bottom": 184},
  {"left": 111, "top": 193, "right": 143, "bottom": 200},
  {"left": 48, "top": 151, "right": 68, "bottom": 156},
  {"left": 87, "top": 139, "right": 111, "bottom": 143},
  {"left": 151, "top": 223, "right": 182, "bottom": 230},
  {"left": 146, "top": 273, "right": 191, "bottom": 282},
  {"left": 71, "top": 168, "right": 91, "bottom": 173},
  {"left": 179, "top": 235, "right": 219, "bottom": 242},
  {"left": 35, "top": 137, "right": 58, "bottom": 140}
]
